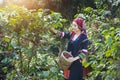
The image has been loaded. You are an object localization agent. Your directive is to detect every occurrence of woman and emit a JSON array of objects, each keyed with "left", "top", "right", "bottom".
[{"left": 60, "top": 18, "right": 88, "bottom": 80}]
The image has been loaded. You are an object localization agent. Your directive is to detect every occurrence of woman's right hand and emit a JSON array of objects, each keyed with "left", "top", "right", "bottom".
[
  {"left": 50, "top": 27, "right": 58, "bottom": 34},
  {"left": 50, "top": 28, "right": 64, "bottom": 39}
]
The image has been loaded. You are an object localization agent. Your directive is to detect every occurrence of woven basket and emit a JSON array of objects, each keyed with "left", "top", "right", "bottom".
[{"left": 58, "top": 51, "right": 73, "bottom": 70}]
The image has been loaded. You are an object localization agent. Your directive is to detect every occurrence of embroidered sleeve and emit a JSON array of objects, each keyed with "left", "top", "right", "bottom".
[
  {"left": 78, "top": 49, "right": 88, "bottom": 60},
  {"left": 78, "top": 34, "right": 88, "bottom": 60},
  {"left": 59, "top": 31, "right": 75, "bottom": 39},
  {"left": 59, "top": 32, "right": 65, "bottom": 39},
  {"left": 63, "top": 32, "right": 71, "bottom": 39}
]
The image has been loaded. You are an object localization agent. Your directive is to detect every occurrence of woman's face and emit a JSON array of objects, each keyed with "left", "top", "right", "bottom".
[{"left": 72, "top": 21, "right": 80, "bottom": 32}]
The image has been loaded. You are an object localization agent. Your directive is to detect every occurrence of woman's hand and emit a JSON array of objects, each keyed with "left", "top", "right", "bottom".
[
  {"left": 68, "top": 56, "right": 79, "bottom": 62},
  {"left": 50, "top": 27, "right": 58, "bottom": 34}
]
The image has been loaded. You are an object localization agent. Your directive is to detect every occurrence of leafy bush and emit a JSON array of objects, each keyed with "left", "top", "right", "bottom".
[
  {"left": 76, "top": 7, "right": 120, "bottom": 80},
  {"left": 0, "top": 4, "right": 67, "bottom": 80}
]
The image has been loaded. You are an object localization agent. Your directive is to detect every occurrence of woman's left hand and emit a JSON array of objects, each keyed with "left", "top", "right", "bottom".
[{"left": 68, "top": 56, "right": 79, "bottom": 62}]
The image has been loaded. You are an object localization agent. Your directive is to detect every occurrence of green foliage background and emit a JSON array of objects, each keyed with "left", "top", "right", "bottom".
[{"left": 0, "top": 0, "right": 120, "bottom": 80}]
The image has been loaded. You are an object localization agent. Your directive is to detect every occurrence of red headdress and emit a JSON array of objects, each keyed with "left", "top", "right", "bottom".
[{"left": 73, "top": 18, "right": 87, "bottom": 35}]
